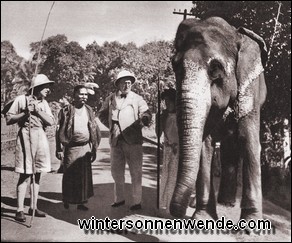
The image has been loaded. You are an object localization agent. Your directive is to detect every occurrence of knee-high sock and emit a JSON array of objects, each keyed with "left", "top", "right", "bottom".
[
  {"left": 17, "top": 181, "right": 28, "bottom": 212},
  {"left": 30, "top": 183, "right": 40, "bottom": 209}
]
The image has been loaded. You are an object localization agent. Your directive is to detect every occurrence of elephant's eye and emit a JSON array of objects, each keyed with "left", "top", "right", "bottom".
[
  {"left": 211, "top": 77, "right": 223, "bottom": 86},
  {"left": 208, "top": 59, "right": 225, "bottom": 82}
]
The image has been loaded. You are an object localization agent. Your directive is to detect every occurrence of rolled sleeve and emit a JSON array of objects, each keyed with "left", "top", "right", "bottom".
[{"left": 138, "top": 98, "right": 149, "bottom": 115}]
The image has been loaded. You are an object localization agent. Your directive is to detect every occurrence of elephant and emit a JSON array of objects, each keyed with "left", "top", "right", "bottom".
[{"left": 170, "top": 16, "right": 267, "bottom": 221}]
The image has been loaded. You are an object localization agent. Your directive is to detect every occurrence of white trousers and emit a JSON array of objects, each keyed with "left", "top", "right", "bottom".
[{"left": 110, "top": 140, "right": 143, "bottom": 205}]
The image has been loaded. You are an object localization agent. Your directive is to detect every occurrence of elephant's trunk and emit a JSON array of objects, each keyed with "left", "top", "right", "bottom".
[{"left": 170, "top": 59, "right": 211, "bottom": 217}]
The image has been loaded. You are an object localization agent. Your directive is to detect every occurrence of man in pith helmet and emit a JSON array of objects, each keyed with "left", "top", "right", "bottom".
[
  {"left": 6, "top": 74, "right": 55, "bottom": 222},
  {"left": 99, "top": 70, "right": 152, "bottom": 211}
]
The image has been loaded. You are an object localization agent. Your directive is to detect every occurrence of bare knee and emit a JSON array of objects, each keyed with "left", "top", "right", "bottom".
[{"left": 30, "top": 173, "right": 41, "bottom": 185}]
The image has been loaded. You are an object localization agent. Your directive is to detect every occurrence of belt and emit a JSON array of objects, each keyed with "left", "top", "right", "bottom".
[{"left": 68, "top": 141, "right": 89, "bottom": 147}]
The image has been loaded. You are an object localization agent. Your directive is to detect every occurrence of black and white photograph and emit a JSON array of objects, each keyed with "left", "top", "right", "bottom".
[{"left": 1, "top": 1, "right": 291, "bottom": 242}]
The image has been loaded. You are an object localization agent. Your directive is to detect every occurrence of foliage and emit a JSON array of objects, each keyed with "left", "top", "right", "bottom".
[
  {"left": 1, "top": 41, "right": 33, "bottom": 104},
  {"left": 123, "top": 41, "right": 175, "bottom": 112},
  {"left": 1, "top": 37, "right": 178, "bottom": 114},
  {"left": 30, "top": 35, "right": 96, "bottom": 102},
  {"left": 85, "top": 40, "right": 175, "bottom": 112},
  {"left": 86, "top": 40, "right": 126, "bottom": 102}
]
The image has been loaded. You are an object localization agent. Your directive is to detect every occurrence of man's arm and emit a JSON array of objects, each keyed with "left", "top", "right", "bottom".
[
  {"left": 28, "top": 98, "right": 55, "bottom": 126},
  {"left": 33, "top": 109, "right": 55, "bottom": 126},
  {"left": 6, "top": 96, "right": 28, "bottom": 125},
  {"left": 96, "top": 123, "right": 102, "bottom": 147},
  {"left": 55, "top": 109, "right": 64, "bottom": 160},
  {"left": 138, "top": 97, "right": 152, "bottom": 127},
  {"left": 97, "top": 97, "right": 110, "bottom": 128},
  {"left": 6, "top": 112, "right": 28, "bottom": 125}
]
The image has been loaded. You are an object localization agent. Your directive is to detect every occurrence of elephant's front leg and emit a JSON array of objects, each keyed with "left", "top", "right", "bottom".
[
  {"left": 238, "top": 115, "right": 263, "bottom": 220},
  {"left": 194, "top": 135, "right": 218, "bottom": 220}
]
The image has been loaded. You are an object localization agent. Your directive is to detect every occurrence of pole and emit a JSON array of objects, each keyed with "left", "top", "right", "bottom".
[
  {"left": 156, "top": 75, "right": 161, "bottom": 210},
  {"left": 183, "top": 9, "right": 187, "bottom": 20},
  {"left": 28, "top": 1, "right": 55, "bottom": 228},
  {"left": 173, "top": 9, "right": 193, "bottom": 20}
]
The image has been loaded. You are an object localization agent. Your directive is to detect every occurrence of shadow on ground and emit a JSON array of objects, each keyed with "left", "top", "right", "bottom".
[
  {"left": 1, "top": 165, "right": 14, "bottom": 172},
  {"left": 1, "top": 183, "right": 160, "bottom": 241}
]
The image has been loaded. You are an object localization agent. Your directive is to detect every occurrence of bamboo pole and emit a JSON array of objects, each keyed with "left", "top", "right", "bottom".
[{"left": 28, "top": 1, "right": 55, "bottom": 228}]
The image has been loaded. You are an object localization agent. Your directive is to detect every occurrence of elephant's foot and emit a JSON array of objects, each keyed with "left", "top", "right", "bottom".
[
  {"left": 217, "top": 195, "right": 236, "bottom": 207},
  {"left": 240, "top": 208, "right": 262, "bottom": 221},
  {"left": 192, "top": 206, "right": 218, "bottom": 220},
  {"left": 170, "top": 203, "right": 187, "bottom": 218}
]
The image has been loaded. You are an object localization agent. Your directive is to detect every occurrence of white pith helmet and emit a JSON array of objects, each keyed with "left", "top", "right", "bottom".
[
  {"left": 29, "top": 74, "right": 54, "bottom": 90},
  {"left": 114, "top": 70, "right": 136, "bottom": 87}
]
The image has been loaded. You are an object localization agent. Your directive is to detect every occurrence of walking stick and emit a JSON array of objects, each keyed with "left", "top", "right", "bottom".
[
  {"left": 28, "top": 1, "right": 55, "bottom": 228},
  {"left": 156, "top": 75, "right": 161, "bottom": 209}
]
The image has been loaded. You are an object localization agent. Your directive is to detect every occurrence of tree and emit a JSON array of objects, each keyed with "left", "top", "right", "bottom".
[
  {"left": 123, "top": 41, "right": 175, "bottom": 112},
  {"left": 86, "top": 41, "right": 126, "bottom": 100},
  {"left": 30, "top": 35, "right": 98, "bottom": 102},
  {"left": 1, "top": 41, "right": 33, "bottom": 105}
]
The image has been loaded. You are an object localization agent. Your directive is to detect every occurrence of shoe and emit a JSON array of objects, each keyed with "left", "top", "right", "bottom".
[
  {"left": 77, "top": 204, "right": 89, "bottom": 211},
  {"left": 130, "top": 203, "right": 142, "bottom": 211},
  {"left": 28, "top": 208, "right": 46, "bottom": 217},
  {"left": 111, "top": 200, "right": 125, "bottom": 207},
  {"left": 64, "top": 202, "right": 69, "bottom": 209},
  {"left": 15, "top": 211, "right": 26, "bottom": 222},
  {"left": 57, "top": 166, "right": 64, "bottom": 173}
]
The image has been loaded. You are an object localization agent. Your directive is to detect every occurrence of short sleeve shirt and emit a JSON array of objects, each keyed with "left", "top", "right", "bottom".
[{"left": 7, "top": 94, "right": 54, "bottom": 128}]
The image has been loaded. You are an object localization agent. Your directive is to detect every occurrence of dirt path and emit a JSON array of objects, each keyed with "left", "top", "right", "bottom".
[{"left": 1, "top": 120, "right": 291, "bottom": 242}]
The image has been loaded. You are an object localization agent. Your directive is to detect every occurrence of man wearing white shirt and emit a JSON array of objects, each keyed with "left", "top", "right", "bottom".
[{"left": 99, "top": 70, "right": 152, "bottom": 211}]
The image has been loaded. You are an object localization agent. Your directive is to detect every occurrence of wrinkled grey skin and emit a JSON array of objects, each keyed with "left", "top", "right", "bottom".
[{"left": 170, "top": 17, "right": 267, "bottom": 220}]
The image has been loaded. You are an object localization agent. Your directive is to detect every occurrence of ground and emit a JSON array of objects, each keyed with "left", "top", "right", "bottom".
[{"left": 1, "top": 118, "right": 291, "bottom": 242}]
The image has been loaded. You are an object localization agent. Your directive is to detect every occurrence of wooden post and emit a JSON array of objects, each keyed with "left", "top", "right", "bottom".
[{"left": 173, "top": 9, "right": 193, "bottom": 20}]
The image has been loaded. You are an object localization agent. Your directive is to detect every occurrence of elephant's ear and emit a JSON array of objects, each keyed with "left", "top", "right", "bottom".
[
  {"left": 235, "top": 28, "right": 266, "bottom": 119},
  {"left": 238, "top": 27, "right": 268, "bottom": 66}
]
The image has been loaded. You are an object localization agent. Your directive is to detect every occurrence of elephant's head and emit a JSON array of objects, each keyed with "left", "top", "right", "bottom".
[{"left": 170, "top": 17, "right": 267, "bottom": 217}]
